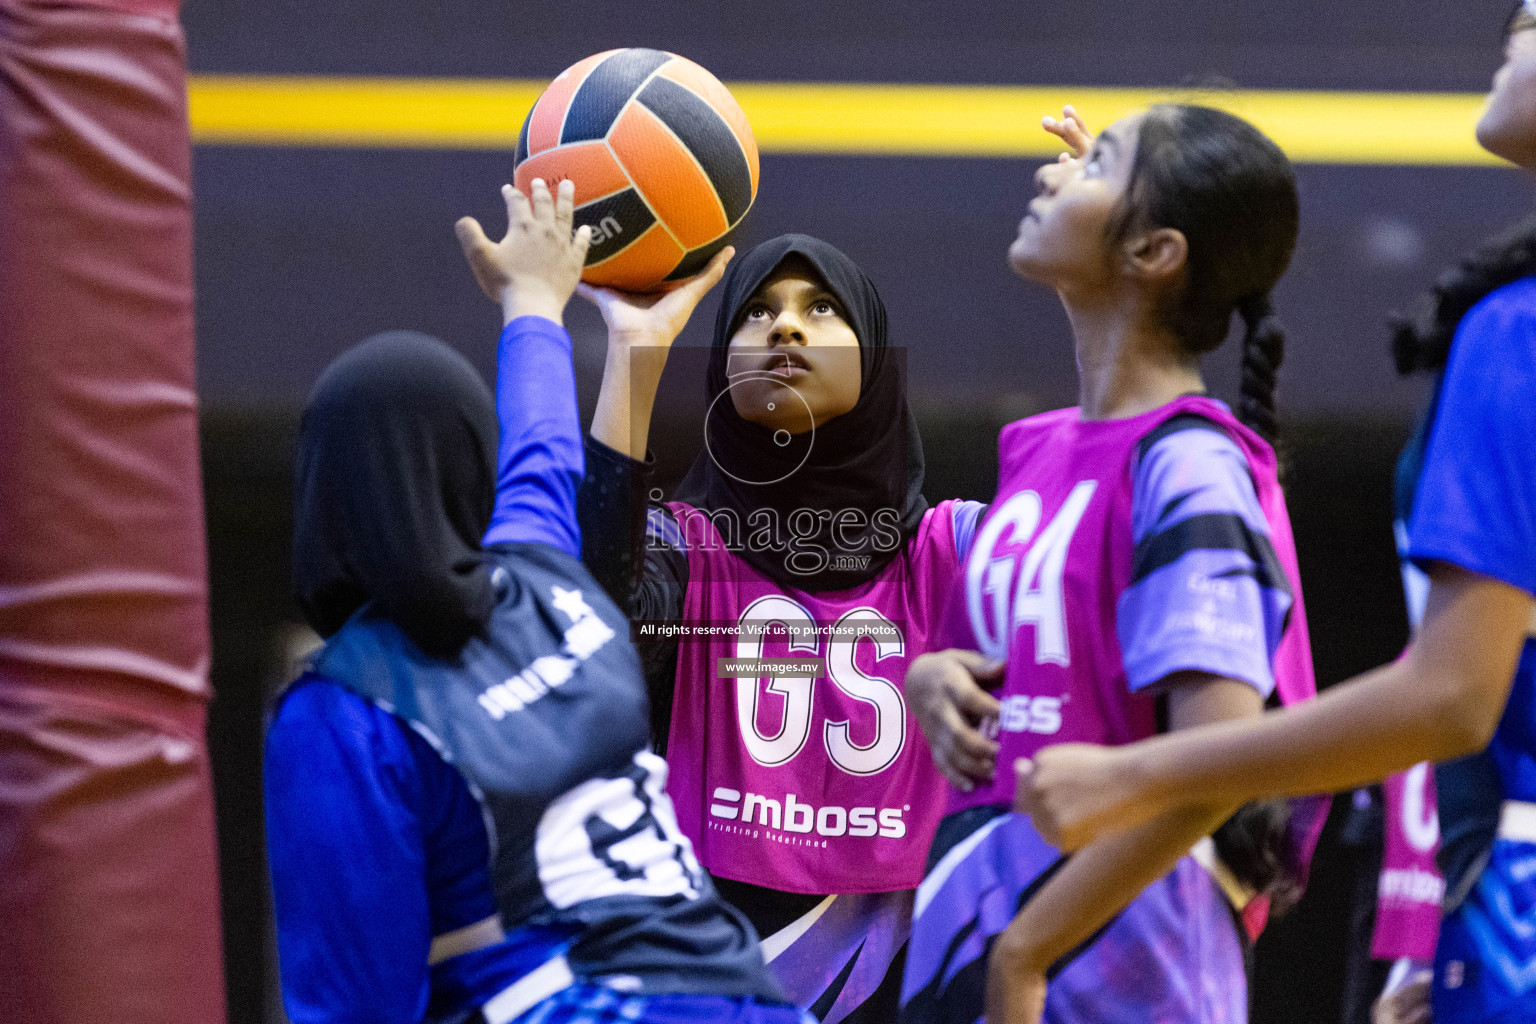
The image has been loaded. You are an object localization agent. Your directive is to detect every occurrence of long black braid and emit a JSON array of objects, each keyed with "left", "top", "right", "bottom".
[
  {"left": 1239, "top": 293, "right": 1286, "bottom": 445},
  {"left": 1117, "top": 105, "right": 1306, "bottom": 907}
]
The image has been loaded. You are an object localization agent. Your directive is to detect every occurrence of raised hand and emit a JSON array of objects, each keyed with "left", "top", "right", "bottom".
[
  {"left": 583, "top": 247, "right": 734, "bottom": 461},
  {"left": 1372, "top": 969, "right": 1432, "bottom": 1024},
  {"left": 905, "top": 650, "right": 1004, "bottom": 792},
  {"left": 1013, "top": 742, "right": 1156, "bottom": 850},
  {"left": 1041, "top": 104, "right": 1094, "bottom": 163},
  {"left": 575, "top": 246, "right": 734, "bottom": 349},
  {"left": 455, "top": 178, "right": 592, "bottom": 326}
]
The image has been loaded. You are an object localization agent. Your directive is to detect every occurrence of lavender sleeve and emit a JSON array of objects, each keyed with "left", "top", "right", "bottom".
[
  {"left": 483, "top": 316, "right": 584, "bottom": 557},
  {"left": 1117, "top": 423, "right": 1292, "bottom": 697}
]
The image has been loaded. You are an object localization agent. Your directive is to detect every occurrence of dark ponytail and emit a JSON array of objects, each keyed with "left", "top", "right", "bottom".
[
  {"left": 1113, "top": 104, "right": 1299, "bottom": 444},
  {"left": 1238, "top": 294, "right": 1285, "bottom": 445},
  {"left": 1391, "top": 213, "right": 1536, "bottom": 376},
  {"left": 1120, "top": 106, "right": 1305, "bottom": 904},
  {"left": 1219, "top": 292, "right": 1301, "bottom": 902},
  {"left": 1213, "top": 799, "right": 1307, "bottom": 915}
]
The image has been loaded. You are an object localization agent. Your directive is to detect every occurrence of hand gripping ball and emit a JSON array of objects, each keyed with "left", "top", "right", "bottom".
[{"left": 514, "top": 49, "right": 760, "bottom": 292}]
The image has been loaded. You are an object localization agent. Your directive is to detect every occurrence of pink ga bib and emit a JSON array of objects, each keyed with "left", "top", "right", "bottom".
[{"left": 947, "top": 396, "right": 1317, "bottom": 814}]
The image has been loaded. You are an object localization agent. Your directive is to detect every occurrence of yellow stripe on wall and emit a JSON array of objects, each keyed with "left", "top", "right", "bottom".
[
  {"left": 188, "top": 77, "right": 547, "bottom": 148},
  {"left": 187, "top": 75, "right": 1506, "bottom": 166}
]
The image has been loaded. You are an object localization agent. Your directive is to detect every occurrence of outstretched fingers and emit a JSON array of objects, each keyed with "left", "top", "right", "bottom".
[
  {"left": 454, "top": 216, "right": 501, "bottom": 302},
  {"left": 461, "top": 179, "right": 591, "bottom": 321},
  {"left": 1042, "top": 104, "right": 1094, "bottom": 159},
  {"left": 671, "top": 246, "right": 735, "bottom": 304},
  {"left": 502, "top": 182, "right": 533, "bottom": 234},
  {"left": 554, "top": 178, "right": 576, "bottom": 234},
  {"left": 529, "top": 176, "right": 557, "bottom": 228},
  {"left": 454, "top": 215, "right": 491, "bottom": 255},
  {"left": 514, "top": 179, "right": 588, "bottom": 254}
]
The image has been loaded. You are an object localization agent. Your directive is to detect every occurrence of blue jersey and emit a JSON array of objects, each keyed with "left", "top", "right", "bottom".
[
  {"left": 266, "top": 317, "right": 792, "bottom": 1024},
  {"left": 1395, "top": 278, "right": 1536, "bottom": 1024}
]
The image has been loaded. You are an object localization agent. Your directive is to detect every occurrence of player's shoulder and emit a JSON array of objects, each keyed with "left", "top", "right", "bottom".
[
  {"left": 268, "top": 674, "right": 422, "bottom": 772},
  {"left": 1134, "top": 410, "right": 1246, "bottom": 477},
  {"left": 1129, "top": 410, "right": 1263, "bottom": 533},
  {"left": 902, "top": 498, "right": 987, "bottom": 564},
  {"left": 1454, "top": 276, "right": 1536, "bottom": 358},
  {"left": 999, "top": 405, "right": 1077, "bottom": 440},
  {"left": 927, "top": 497, "right": 983, "bottom": 519},
  {"left": 1439, "top": 277, "right": 1536, "bottom": 421},
  {"left": 938, "top": 499, "right": 987, "bottom": 559},
  {"left": 272, "top": 673, "right": 373, "bottom": 728}
]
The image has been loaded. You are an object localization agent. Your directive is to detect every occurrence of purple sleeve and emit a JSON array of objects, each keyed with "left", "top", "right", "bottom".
[
  {"left": 483, "top": 316, "right": 584, "bottom": 556},
  {"left": 1117, "top": 424, "right": 1293, "bottom": 697},
  {"left": 951, "top": 500, "right": 987, "bottom": 561}
]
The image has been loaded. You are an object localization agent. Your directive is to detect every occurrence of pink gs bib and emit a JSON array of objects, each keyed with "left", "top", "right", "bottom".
[{"left": 664, "top": 501, "right": 964, "bottom": 893}]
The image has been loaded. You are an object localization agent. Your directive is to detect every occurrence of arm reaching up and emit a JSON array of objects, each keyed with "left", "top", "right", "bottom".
[
  {"left": 456, "top": 178, "right": 591, "bottom": 556},
  {"left": 580, "top": 249, "right": 733, "bottom": 461}
]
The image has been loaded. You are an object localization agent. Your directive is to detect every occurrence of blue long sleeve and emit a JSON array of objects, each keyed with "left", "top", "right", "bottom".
[
  {"left": 483, "top": 315, "right": 584, "bottom": 556},
  {"left": 1409, "top": 278, "right": 1536, "bottom": 598},
  {"left": 265, "top": 680, "right": 499, "bottom": 1024}
]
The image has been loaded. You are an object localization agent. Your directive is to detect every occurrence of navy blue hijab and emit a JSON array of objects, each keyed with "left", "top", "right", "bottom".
[
  {"left": 293, "top": 331, "right": 499, "bottom": 657},
  {"left": 672, "top": 234, "right": 928, "bottom": 591}
]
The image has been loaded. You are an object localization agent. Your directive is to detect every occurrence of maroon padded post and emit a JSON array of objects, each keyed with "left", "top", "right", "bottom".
[{"left": 0, "top": 0, "right": 225, "bottom": 1020}]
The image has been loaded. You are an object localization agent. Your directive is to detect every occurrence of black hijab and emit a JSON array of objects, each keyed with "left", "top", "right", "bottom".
[
  {"left": 293, "top": 331, "right": 499, "bottom": 658},
  {"left": 672, "top": 234, "right": 928, "bottom": 591}
]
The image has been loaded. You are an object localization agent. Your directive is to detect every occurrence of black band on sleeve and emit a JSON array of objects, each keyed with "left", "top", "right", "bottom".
[
  {"left": 1130, "top": 512, "right": 1291, "bottom": 599},
  {"left": 578, "top": 435, "right": 655, "bottom": 609},
  {"left": 1133, "top": 412, "right": 1229, "bottom": 466},
  {"left": 577, "top": 435, "right": 690, "bottom": 751}
]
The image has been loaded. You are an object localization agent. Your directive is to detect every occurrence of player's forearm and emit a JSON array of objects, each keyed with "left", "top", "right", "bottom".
[
  {"left": 993, "top": 800, "right": 1236, "bottom": 982},
  {"left": 1131, "top": 574, "right": 1529, "bottom": 808},
  {"left": 591, "top": 336, "right": 666, "bottom": 461},
  {"left": 577, "top": 436, "right": 653, "bottom": 610},
  {"left": 486, "top": 316, "right": 584, "bottom": 554},
  {"left": 1131, "top": 659, "right": 1494, "bottom": 813}
]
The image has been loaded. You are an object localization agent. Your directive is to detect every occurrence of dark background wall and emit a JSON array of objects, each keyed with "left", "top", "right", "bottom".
[
  {"left": 185, "top": 2, "right": 1530, "bottom": 1021},
  {"left": 184, "top": 0, "right": 1514, "bottom": 90}
]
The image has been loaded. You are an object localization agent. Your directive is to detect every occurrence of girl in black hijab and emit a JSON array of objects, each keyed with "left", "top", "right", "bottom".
[
  {"left": 668, "top": 234, "right": 930, "bottom": 591},
  {"left": 266, "top": 179, "right": 807, "bottom": 1024},
  {"left": 292, "top": 329, "right": 501, "bottom": 658},
  {"left": 577, "top": 235, "right": 987, "bottom": 1024}
]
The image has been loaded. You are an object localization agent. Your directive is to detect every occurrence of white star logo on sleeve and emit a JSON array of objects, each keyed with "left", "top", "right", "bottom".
[{"left": 551, "top": 586, "right": 595, "bottom": 624}]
